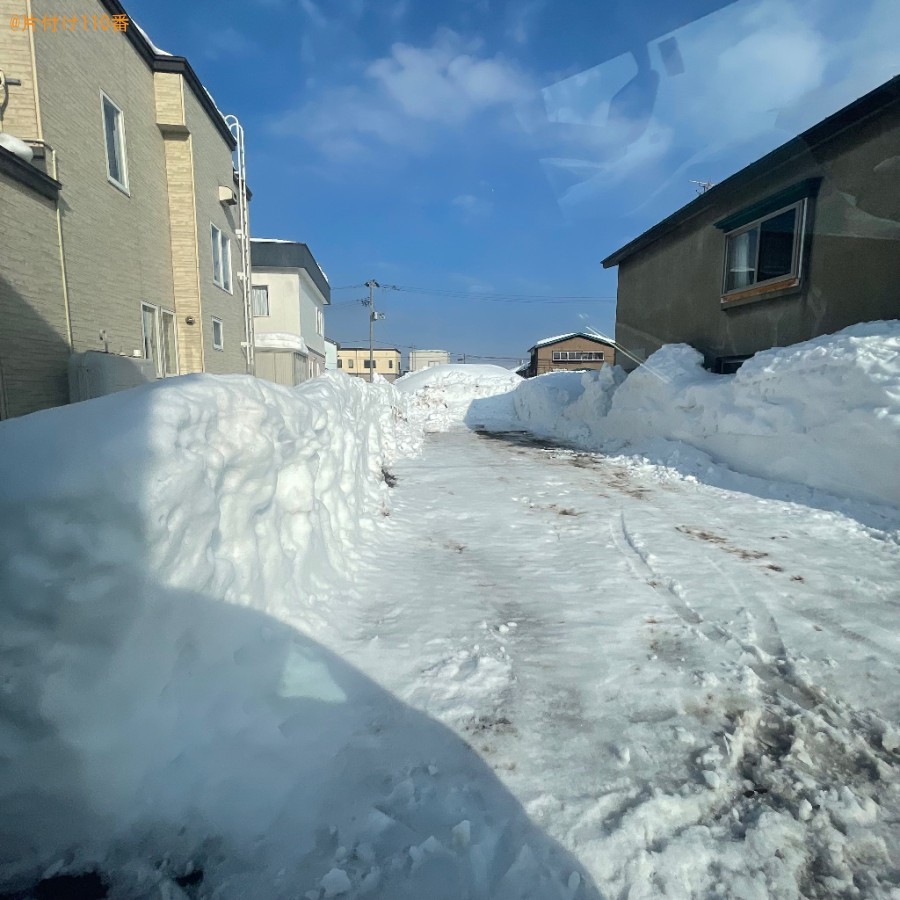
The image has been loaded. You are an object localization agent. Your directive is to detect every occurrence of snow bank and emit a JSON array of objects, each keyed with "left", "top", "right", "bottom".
[
  {"left": 511, "top": 368, "right": 625, "bottom": 445},
  {"left": 0, "top": 373, "right": 591, "bottom": 899},
  {"left": 0, "top": 373, "right": 423, "bottom": 891},
  {"left": 395, "top": 364, "right": 522, "bottom": 432},
  {"left": 604, "top": 322, "right": 900, "bottom": 507},
  {"left": 507, "top": 322, "right": 900, "bottom": 507}
]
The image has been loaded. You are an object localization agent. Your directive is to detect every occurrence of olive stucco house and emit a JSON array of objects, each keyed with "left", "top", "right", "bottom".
[
  {"left": 0, "top": 0, "right": 251, "bottom": 419},
  {"left": 523, "top": 332, "right": 616, "bottom": 378},
  {"left": 250, "top": 239, "right": 331, "bottom": 387},
  {"left": 603, "top": 75, "right": 900, "bottom": 373}
]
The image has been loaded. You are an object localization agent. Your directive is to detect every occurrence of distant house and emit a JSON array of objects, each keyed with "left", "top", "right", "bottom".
[
  {"left": 324, "top": 338, "right": 339, "bottom": 371},
  {"left": 0, "top": 0, "right": 251, "bottom": 419},
  {"left": 250, "top": 240, "right": 330, "bottom": 386},
  {"left": 409, "top": 349, "right": 450, "bottom": 372},
  {"left": 523, "top": 333, "right": 616, "bottom": 378},
  {"left": 603, "top": 74, "right": 900, "bottom": 374},
  {"left": 337, "top": 347, "right": 402, "bottom": 383}
]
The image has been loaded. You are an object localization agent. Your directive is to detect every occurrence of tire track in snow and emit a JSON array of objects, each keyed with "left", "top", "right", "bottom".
[{"left": 612, "top": 511, "right": 900, "bottom": 774}]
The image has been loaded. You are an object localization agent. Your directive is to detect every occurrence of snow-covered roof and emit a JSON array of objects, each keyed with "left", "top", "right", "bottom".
[
  {"left": 133, "top": 20, "right": 172, "bottom": 56},
  {"left": 254, "top": 332, "right": 309, "bottom": 354},
  {"left": 530, "top": 331, "right": 615, "bottom": 350},
  {"left": 250, "top": 238, "right": 297, "bottom": 244}
]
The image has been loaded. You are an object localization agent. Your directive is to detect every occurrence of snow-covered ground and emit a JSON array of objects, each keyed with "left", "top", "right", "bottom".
[{"left": 0, "top": 327, "right": 898, "bottom": 899}]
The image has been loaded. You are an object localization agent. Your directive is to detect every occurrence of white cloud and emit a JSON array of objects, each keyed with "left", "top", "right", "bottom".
[
  {"left": 270, "top": 30, "right": 533, "bottom": 160},
  {"left": 367, "top": 31, "right": 532, "bottom": 124},
  {"left": 531, "top": 0, "right": 899, "bottom": 218}
]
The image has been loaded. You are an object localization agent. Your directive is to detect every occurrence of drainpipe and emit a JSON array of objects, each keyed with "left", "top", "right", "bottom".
[{"left": 46, "top": 144, "right": 74, "bottom": 350}]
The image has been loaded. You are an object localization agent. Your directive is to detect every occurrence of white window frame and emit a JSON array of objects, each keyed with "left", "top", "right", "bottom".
[
  {"left": 210, "top": 224, "right": 232, "bottom": 293},
  {"left": 222, "top": 236, "right": 232, "bottom": 292},
  {"left": 252, "top": 284, "right": 270, "bottom": 317},
  {"left": 212, "top": 317, "right": 224, "bottom": 351},
  {"left": 140, "top": 303, "right": 179, "bottom": 378},
  {"left": 141, "top": 302, "right": 159, "bottom": 375},
  {"left": 101, "top": 91, "right": 129, "bottom": 193},
  {"left": 551, "top": 350, "right": 605, "bottom": 362},
  {"left": 159, "top": 308, "right": 178, "bottom": 376},
  {"left": 722, "top": 199, "right": 806, "bottom": 297}
]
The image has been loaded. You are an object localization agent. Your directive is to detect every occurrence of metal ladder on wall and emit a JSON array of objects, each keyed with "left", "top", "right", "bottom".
[{"left": 226, "top": 114, "right": 254, "bottom": 375}]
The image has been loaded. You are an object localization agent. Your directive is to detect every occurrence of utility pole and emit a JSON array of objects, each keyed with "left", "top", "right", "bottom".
[{"left": 365, "top": 279, "right": 379, "bottom": 383}]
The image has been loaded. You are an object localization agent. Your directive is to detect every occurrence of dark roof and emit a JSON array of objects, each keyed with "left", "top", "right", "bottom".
[
  {"left": 250, "top": 241, "right": 331, "bottom": 304},
  {"left": 602, "top": 73, "right": 900, "bottom": 268},
  {"left": 102, "top": 0, "right": 236, "bottom": 149},
  {"left": 528, "top": 331, "right": 616, "bottom": 352}
]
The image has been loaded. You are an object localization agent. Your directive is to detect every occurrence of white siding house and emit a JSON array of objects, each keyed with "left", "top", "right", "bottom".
[
  {"left": 409, "top": 349, "right": 450, "bottom": 372},
  {"left": 250, "top": 239, "right": 330, "bottom": 386}
]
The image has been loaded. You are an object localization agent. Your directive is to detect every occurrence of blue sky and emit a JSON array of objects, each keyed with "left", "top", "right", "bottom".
[{"left": 129, "top": 0, "right": 898, "bottom": 367}]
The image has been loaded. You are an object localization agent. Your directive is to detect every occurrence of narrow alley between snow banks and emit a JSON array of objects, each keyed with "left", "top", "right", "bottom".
[
  {"left": 1, "top": 323, "right": 898, "bottom": 900},
  {"left": 335, "top": 425, "right": 900, "bottom": 900}
]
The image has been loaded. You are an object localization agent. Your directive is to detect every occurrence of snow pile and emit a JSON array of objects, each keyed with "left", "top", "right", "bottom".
[
  {"left": 395, "top": 364, "right": 522, "bottom": 432},
  {"left": 602, "top": 321, "right": 900, "bottom": 507},
  {"left": 0, "top": 373, "right": 427, "bottom": 894},
  {"left": 0, "top": 373, "right": 590, "bottom": 899},
  {"left": 508, "top": 322, "right": 900, "bottom": 507},
  {"left": 511, "top": 368, "right": 625, "bottom": 445}
]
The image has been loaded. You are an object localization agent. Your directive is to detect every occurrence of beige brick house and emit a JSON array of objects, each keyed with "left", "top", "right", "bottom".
[
  {"left": 337, "top": 347, "right": 402, "bottom": 383},
  {"left": 0, "top": 0, "right": 250, "bottom": 419}
]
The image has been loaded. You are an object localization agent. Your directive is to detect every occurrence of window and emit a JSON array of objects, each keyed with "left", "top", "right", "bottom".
[
  {"left": 142, "top": 304, "right": 178, "bottom": 377},
  {"left": 160, "top": 310, "right": 178, "bottom": 376},
  {"left": 252, "top": 285, "right": 269, "bottom": 317},
  {"left": 388, "top": 359, "right": 393, "bottom": 369},
  {"left": 211, "top": 225, "right": 232, "bottom": 292},
  {"left": 551, "top": 350, "right": 605, "bottom": 361},
  {"left": 222, "top": 238, "right": 232, "bottom": 292},
  {"left": 316, "top": 307, "right": 324, "bottom": 335},
  {"left": 337, "top": 358, "right": 342, "bottom": 368},
  {"left": 722, "top": 200, "right": 806, "bottom": 296},
  {"left": 101, "top": 92, "right": 128, "bottom": 192},
  {"left": 347, "top": 359, "right": 354, "bottom": 368},
  {"left": 141, "top": 303, "right": 158, "bottom": 372},
  {"left": 212, "top": 317, "right": 223, "bottom": 350},
  {"left": 364, "top": 359, "right": 375, "bottom": 369}
]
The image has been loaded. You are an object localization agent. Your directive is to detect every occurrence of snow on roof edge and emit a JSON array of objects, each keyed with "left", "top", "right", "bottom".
[
  {"left": 132, "top": 20, "right": 172, "bottom": 57},
  {"left": 531, "top": 331, "right": 615, "bottom": 349}
]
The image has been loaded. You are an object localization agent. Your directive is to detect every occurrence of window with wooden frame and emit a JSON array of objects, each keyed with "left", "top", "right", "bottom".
[
  {"left": 723, "top": 201, "right": 804, "bottom": 295},
  {"left": 716, "top": 179, "right": 819, "bottom": 305}
]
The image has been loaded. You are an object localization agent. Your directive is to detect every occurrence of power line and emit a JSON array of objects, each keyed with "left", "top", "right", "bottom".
[{"left": 329, "top": 283, "right": 614, "bottom": 304}]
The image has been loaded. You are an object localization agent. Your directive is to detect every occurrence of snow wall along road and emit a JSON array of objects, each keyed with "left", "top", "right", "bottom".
[
  {"left": 507, "top": 321, "right": 900, "bottom": 509},
  {"left": 0, "top": 374, "right": 422, "bottom": 885},
  {"left": 0, "top": 372, "right": 595, "bottom": 900}
]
